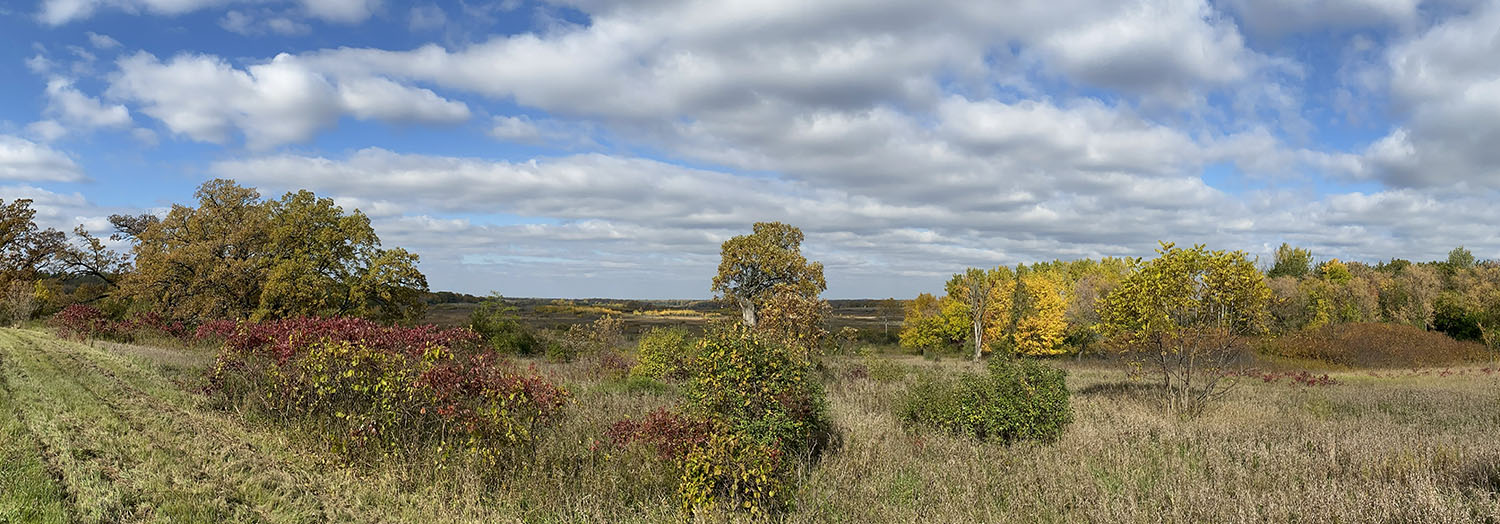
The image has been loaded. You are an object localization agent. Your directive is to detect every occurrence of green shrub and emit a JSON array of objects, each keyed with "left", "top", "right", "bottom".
[
  {"left": 686, "top": 324, "right": 831, "bottom": 453},
  {"left": 632, "top": 327, "right": 694, "bottom": 380},
  {"left": 676, "top": 323, "right": 833, "bottom": 515},
  {"left": 898, "top": 357, "right": 1071, "bottom": 443},
  {"left": 469, "top": 300, "right": 539, "bottom": 355},
  {"left": 678, "top": 431, "right": 790, "bottom": 518}
]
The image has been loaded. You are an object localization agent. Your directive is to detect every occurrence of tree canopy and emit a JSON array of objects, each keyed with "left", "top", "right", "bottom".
[
  {"left": 711, "top": 222, "right": 826, "bottom": 327},
  {"left": 120, "top": 179, "right": 428, "bottom": 323}
]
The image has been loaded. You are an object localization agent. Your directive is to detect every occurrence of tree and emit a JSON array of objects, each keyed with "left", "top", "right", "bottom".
[
  {"left": 755, "top": 284, "right": 832, "bottom": 355},
  {"left": 1013, "top": 274, "right": 1067, "bottom": 356},
  {"left": 1448, "top": 246, "right": 1476, "bottom": 270},
  {"left": 899, "top": 293, "right": 952, "bottom": 352},
  {"left": 876, "top": 297, "right": 903, "bottom": 336},
  {"left": 57, "top": 227, "right": 129, "bottom": 286},
  {"left": 1267, "top": 243, "right": 1313, "bottom": 279},
  {"left": 120, "top": 179, "right": 427, "bottom": 322},
  {"left": 943, "top": 267, "right": 1015, "bottom": 361},
  {"left": 1100, "top": 242, "right": 1271, "bottom": 415},
  {"left": 712, "top": 222, "right": 825, "bottom": 327},
  {"left": 0, "top": 199, "right": 65, "bottom": 284}
]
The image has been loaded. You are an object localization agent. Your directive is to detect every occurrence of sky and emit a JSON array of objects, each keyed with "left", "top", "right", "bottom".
[{"left": 1, "top": 0, "right": 1498, "bottom": 299}]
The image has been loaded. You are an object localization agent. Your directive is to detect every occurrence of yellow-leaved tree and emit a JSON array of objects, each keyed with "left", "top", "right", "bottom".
[
  {"left": 1012, "top": 273, "right": 1068, "bottom": 356},
  {"left": 1100, "top": 242, "right": 1271, "bottom": 416}
]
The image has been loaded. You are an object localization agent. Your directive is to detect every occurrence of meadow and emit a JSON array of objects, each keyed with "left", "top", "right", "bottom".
[{"left": 4, "top": 323, "right": 1499, "bottom": 523}]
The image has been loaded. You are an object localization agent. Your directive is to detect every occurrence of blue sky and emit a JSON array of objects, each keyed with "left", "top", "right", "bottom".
[{"left": 2, "top": 0, "right": 1498, "bottom": 298}]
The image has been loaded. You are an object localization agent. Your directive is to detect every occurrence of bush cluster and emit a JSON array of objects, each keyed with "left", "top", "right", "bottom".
[
  {"left": 49, "top": 305, "right": 189, "bottom": 342},
  {"left": 1263, "top": 322, "right": 1490, "bottom": 368},
  {"left": 604, "top": 324, "right": 832, "bottom": 517},
  {"left": 468, "top": 300, "right": 540, "bottom": 355},
  {"left": 898, "top": 357, "right": 1071, "bottom": 443},
  {"left": 208, "top": 316, "right": 569, "bottom": 460},
  {"left": 631, "top": 327, "right": 694, "bottom": 379}
]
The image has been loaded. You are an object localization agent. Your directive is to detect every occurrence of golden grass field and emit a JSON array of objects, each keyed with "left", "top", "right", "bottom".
[{"left": 3, "top": 326, "right": 1499, "bottom": 523}]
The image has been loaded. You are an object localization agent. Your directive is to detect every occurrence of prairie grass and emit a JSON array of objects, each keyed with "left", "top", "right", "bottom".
[{"left": 2, "top": 328, "right": 1499, "bottom": 522}]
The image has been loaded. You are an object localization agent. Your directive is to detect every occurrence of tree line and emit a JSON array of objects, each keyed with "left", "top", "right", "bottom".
[
  {"left": 899, "top": 242, "right": 1500, "bottom": 359},
  {"left": 0, "top": 179, "right": 429, "bottom": 326}
]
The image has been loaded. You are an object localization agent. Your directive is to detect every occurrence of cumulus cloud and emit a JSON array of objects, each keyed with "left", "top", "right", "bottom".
[
  {"left": 1367, "top": 3, "right": 1500, "bottom": 188},
  {"left": 107, "top": 52, "right": 470, "bottom": 149},
  {"left": 39, "top": 0, "right": 380, "bottom": 25},
  {"left": 0, "top": 135, "right": 85, "bottom": 182}
]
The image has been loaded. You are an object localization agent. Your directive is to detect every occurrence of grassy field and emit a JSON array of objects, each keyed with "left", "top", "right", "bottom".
[{"left": 3, "top": 327, "right": 1500, "bottom": 522}]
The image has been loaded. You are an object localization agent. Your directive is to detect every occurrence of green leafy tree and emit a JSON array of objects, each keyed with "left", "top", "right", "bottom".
[
  {"left": 1100, "top": 242, "right": 1271, "bottom": 415},
  {"left": 711, "top": 222, "right": 825, "bottom": 327},
  {"left": 121, "top": 180, "right": 427, "bottom": 322},
  {"left": 1267, "top": 243, "right": 1314, "bottom": 279},
  {"left": 1448, "top": 246, "right": 1476, "bottom": 270}
]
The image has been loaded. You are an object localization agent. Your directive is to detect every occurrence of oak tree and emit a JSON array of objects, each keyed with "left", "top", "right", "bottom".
[{"left": 712, "top": 222, "right": 825, "bottom": 327}]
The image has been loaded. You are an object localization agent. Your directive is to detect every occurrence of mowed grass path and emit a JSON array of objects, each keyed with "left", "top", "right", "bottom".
[
  {"left": 0, "top": 329, "right": 556, "bottom": 524},
  {"left": 4, "top": 327, "right": 1500, "bottom": 522}
]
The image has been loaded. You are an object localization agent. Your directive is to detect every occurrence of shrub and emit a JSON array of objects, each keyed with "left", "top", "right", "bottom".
[
  {"left": 49, "top": 304, "right": 111, "bottom": 340},
  {"left": 591, "top": 350, "right": 635, "bottom": 379},
  {"left": 866, "top": 358, "right": 908, "bottom": 383},
  {"left": 678, "top": 432, "right": 789, "bottom": 518},
  {"left": 605, "top": 408, "right": 714, "bottom": 461},
  {"left": 685, "top": 324, "right": 831, "bottom": 454},
  {"left": 671, "top": 324, "right": 832, "bottom": 515},
  {"left": 898, "top": 357, "right": 1071, "bottom": 443},
  {"left": 469, "top": 299, "right": 540, "bottom": 355},
  {"left": 549, "top": 315, "right": 625, "bottom": 362},
  {"left": 207, "top": 316, "right": 566, "bottom": 460},
  {"left": 1263, "top": 322, "right": 1490, "bottom": 368},
  {"left": 632, "top": 327, "right": 694, "bottom": 379}
]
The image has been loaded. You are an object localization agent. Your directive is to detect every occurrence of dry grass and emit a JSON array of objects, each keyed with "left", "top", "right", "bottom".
[{"left": 3, "top": 329, "right": 1499, "bottom": 522}]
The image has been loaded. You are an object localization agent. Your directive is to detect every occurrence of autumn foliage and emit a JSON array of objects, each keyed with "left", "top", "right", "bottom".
[{"left": 207, "top": 316, "right": 569, "bottom": 460}]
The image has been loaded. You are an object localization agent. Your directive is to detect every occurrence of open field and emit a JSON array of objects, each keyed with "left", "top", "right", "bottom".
[{"left": 3, "top": 327, "right": 1500, "bottom": 523}]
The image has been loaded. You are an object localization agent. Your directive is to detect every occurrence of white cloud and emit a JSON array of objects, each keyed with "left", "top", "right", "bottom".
[
  {"left": 337, "top": 77, "right": 470, "bottom": 123},
  {"left": 108, "top": 52, "right": 470, "bottom": 149},
  {"left": 1035, "top": 0, "right": 1257, "bottom": 100},
  {"left": 42, "top": 77, "right": 133, "bottom": 131},
  {"left": 0, "top": 135, "right": 85, "bottom": 182},
  {"left": 299, "top": 0, "right": 379, "bottom": 24},
  {"left": 86, "top": 32, "right": 121, "bottom": 49},
  {"left": 25, "top": 121, "right": 68, "bottom": 142},
  {"left": 1367, "top": 3, "right": 1500, "bottom": 188},
  {"left": 39, "top": 0, "right": 379, "bottom": 25},
  {"left": 220, "top": 10, "right": 311, "bottom": 36},
  {"left": 408, "top": 4, "right": 445, "bottom": 32}
]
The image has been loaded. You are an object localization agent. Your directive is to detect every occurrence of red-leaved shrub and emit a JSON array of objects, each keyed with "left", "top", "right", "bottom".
[
  {"left": 208, "top": 316, "right": 566, "bottom": 460},
  {"left": 49, "top": 304, "right": 111, "bottom": 340},
  {"left": 605, "top": 408, "right": 715, "bottom": 460}
]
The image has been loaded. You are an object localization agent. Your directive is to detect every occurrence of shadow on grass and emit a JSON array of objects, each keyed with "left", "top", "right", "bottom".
[
  {"left": 1455, "top": 462, "right": 1500, "bottom": 494},
  {"left": 1076, "top": 381, "right": 1170, "bottom": 401}
]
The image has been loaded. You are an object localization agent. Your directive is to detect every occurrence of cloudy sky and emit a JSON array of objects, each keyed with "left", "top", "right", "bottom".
[{"left": 1, "top": 0, "right": 1498, "bottom": 298}]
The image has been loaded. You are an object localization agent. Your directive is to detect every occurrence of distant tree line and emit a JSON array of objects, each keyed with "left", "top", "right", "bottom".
[{"left": 900, "top": 242, "right": 1500, "bottom": 359}]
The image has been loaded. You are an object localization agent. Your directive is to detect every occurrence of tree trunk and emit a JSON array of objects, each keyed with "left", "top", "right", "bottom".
[
  {"left": 972, "top": 316, "right": 983, "bottom": 361},
  {"left": 740, "top": 298, "right": 757, "bottom": 327}
]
